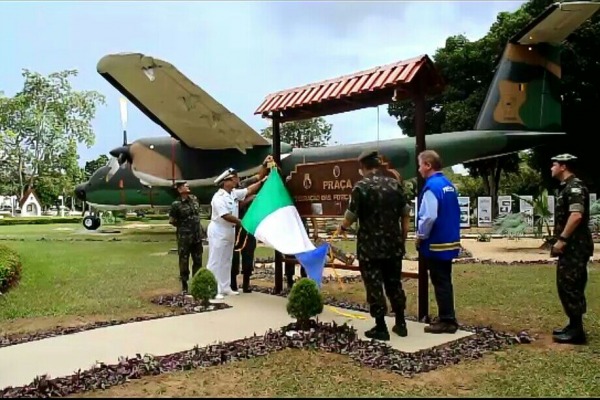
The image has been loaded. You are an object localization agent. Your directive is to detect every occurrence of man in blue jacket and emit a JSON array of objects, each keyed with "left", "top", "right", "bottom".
[{"left": 416, "top": 150, "right": 461, "bottom": 334}]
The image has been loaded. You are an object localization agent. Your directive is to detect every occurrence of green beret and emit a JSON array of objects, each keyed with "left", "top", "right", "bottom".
[
  {"left": 551, "top": 153, "right": 578, "bottom": 163},
  {"left": 358, "top": 149, "right": 379, "bottom": 163}
]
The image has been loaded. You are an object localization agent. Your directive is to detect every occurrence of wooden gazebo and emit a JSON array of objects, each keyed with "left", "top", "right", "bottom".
[{"left": 254, "top": 54, "right": 446, "bottom": 321}]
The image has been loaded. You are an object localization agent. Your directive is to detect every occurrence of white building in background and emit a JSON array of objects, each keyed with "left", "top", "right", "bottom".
[
  {"left": 0, "top": 195, "right": 18, "bottom": 216},
  {"left": 18, "top": 189, "right": 42, "bottom": 217}
]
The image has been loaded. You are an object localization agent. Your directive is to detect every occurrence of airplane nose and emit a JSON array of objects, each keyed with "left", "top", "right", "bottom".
[
  {"left": 74, "top": 184, "right": 86, "bottom": 202},
  {"left": 109, "top": 145, "right": 132, "bottom": 165}
]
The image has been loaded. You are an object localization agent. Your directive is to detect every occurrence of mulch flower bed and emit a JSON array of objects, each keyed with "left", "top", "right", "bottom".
[
  {"left": 0, "top": 316, "right": 531, "bottom": 398},
  {"left": 0, "top": 294, "right": 230, "bottom": 350},
  {"left": 0, "top": 283, "right": 533, "bottom": 398}
]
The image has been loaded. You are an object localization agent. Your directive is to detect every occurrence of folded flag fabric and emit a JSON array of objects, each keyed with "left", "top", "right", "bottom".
[{"left": 241, "top": 168, "right": 330, "bottom": 287}]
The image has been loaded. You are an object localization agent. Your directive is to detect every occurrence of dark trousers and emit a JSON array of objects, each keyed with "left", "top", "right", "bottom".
[
  {"left": 231, "top": 226, "right": 257, "bottom": 289},
  {"left": 359, "top": 257, "right": 406, "bottom": 319},
  {"left": 177, "top": 235, "right": 203, "bottom": 283},
  {"left": 286, "top": 262, "right": 307, "bottom": 288},
  {"left": 557, "top": 253, "right": 589, "bottom": 319},
  {"left": 427, "top": 257, "right": 456, "bottom": 322}
]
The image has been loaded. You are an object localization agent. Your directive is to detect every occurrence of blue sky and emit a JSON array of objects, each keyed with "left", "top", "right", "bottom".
[{"left": 0, "top": 0, "right": 524, "bottom": 167}]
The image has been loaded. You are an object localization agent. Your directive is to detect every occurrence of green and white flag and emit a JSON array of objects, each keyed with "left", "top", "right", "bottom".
[{"left": 241, "top": 168, "right": 329, "bottom": 286}]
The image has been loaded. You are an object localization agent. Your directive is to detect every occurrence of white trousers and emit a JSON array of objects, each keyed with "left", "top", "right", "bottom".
[{"left": 207, "top": 222, "right": 235, "bottom": 295}]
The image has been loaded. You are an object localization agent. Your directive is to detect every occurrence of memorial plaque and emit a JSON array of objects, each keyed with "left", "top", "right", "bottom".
[{"left": 286, "top": 158, "right": 401, "bottom": 217}]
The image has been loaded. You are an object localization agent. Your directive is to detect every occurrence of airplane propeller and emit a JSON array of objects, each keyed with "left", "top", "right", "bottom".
[{"left": 111, "top": 96, "right": 133, "bottom": 168}]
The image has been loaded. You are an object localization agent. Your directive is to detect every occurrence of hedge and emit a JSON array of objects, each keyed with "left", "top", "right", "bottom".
[
  {"left": 0, "top": 215, "right": 174, "bottom": 226},
  {"left": 0, "top": 245, "right": 21, "bottom": 293}
]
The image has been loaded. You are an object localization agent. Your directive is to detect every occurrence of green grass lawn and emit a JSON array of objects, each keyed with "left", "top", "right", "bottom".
[{"left": 2, "top": 222, "right": 600, "bottom": 397}]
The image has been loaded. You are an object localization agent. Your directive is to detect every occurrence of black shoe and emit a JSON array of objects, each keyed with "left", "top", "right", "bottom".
[
  {"left": 392, "top": 322, "right": 408, "bottom": 337},
  {"left": 242, "top": 274, "right": 252, "bottom": 293},
  {"left": 424, "top": 320, "right": 458, "bottom": 334},
  {"left": 364, "top": 325, "right": 390, "bottom": 341},
  {"left": 553, "top": 323, "right": 571, "bottom": 336},
  {"left": 553, "top": 327, "right": 587, "bottom": 345}
]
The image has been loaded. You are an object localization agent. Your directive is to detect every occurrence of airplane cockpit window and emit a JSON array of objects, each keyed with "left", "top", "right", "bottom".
[{"left": 105, "top": 157, "right": 120, "bottom": 181}]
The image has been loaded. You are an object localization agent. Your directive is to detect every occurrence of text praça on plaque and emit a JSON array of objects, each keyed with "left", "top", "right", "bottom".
[{"left": 294, "top": 178, "right": 353, "bottom": 203}]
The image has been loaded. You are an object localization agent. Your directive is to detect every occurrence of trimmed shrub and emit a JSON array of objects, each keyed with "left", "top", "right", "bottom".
[
  {"left": 0, "top": 245, "right": 22, "bottom": 293},
  {"left": 0, "top": 217, "right": 81, "bottom": 226},
  {"left": 190, "top": 269, "right": 218, "bottom": 307},
  {"left": 286, "top": 278, "right": 324, "bottom": 330}
]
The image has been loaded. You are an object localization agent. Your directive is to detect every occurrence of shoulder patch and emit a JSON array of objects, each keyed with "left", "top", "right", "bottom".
[{"left": 570, "top": 187, "right": 582, "bottom": 194}]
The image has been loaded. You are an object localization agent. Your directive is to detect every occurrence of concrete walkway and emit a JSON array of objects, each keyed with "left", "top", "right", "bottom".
[{"left": 0, "top": 292, "right": 472, "bottom": 390}]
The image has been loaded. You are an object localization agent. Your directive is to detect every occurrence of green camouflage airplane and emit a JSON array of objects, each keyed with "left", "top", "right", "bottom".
[{"left": 75, "top": 1, "right": 600, "bottom": 230}]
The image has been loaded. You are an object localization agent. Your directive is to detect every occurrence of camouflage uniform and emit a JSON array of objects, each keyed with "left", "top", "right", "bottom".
[
  {"left": 344, "top": 150, "right": 410, "bottom": 340},
  {"left": 551, "top": 155, "right": 593, "bottom": 344},
  {"left": 169, "top": 194, "right": 206, "bottom": 292}
]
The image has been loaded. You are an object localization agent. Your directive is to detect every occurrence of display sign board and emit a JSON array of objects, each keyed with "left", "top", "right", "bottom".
[
  {"left": 458, "top": 196, "right": 470, "bottom": 228},
  {"left": 547, "top": 195, "right": 555, "bottom": 225},
  {"left": 477, "top": 196, "right": 492, "bottom": 227},
  {"left": 286, "top": 158, "right": 401, "bottom": 217},
  {"left": 498, "top": 195, "right": 512, "bottom": 216},
  {"left": 519, "top": 195, "right": 534, "bottom": 227}
]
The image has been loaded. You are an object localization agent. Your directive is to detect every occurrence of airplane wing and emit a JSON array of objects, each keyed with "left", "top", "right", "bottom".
[
  {"left": 511, "top": 1, "right": 600, "bottom": 45},
  {"left": 97, "top": 53, "right": 270, "bottom": 153}
]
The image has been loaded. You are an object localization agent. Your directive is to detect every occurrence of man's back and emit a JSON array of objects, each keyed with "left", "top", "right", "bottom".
[{"left": 351, "top": 171, "right": 407, "bottom": 261}]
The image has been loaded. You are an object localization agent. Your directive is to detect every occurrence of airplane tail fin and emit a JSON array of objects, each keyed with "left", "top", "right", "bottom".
[{"left": 475, "top": 1, "right": 600, "bottom": 132}]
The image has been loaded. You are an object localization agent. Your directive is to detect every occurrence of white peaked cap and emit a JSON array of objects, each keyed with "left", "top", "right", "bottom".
[{"left": 214, "top": 168, "right": 237, "bottom": 185}]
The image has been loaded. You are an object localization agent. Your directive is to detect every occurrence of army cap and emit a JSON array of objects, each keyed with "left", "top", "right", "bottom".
[
  {"left": 357, "top": 149, "right": 380, "bottom": 163},
  {"left": 551, "top": 154, "right": 578, "bottom": 163},
  {"left": 214, "top": 167, "right": 238, "bottom": 185}
]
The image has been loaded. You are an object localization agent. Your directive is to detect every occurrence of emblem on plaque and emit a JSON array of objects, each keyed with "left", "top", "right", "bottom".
[
  {"left": 303, "top": 173, "right": 312, "bottom": 190},
  {"left": 333, "top": 165, "right": 341, "bottom": 178}
]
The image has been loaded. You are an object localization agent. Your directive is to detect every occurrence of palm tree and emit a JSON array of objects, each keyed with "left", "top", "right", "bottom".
[{"left": 493, "top": 190, "right": 554, "bottom": 249}]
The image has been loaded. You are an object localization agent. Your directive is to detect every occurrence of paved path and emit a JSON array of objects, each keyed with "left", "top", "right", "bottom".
[{"left": 0, "top": 293, "right": 472, "bottom": 390}]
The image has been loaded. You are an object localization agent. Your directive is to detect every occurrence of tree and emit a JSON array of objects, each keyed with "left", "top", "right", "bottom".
[
  {"left": 390, "top": 0, "right": 600, "bottom": 202},
  {"left": 0, "top": 69, "right": 106, "bottom": 198},
  {"left": 388, "top": 31, "right": 521, "bottom": 218},
  {"left": 261, "top": 117, "right": 332, "bottom": 148},
  {"left": 84, "top": 154, "right": 109, "bottom": 180}
]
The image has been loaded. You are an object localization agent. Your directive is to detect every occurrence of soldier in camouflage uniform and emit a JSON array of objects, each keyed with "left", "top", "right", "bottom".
[
  {"left": 337, "top": 149, "right": 411, "bottom": 341},
  {"left": 169, "top": 181, "right": 206, "bottom": 294},
  {"left": 550, "top": 154, "right": 593, "bottom": 345}
]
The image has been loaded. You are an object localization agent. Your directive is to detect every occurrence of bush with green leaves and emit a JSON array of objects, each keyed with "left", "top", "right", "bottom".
[
  {"left": 286, "top": 278, "right": 324, "bottom": 329},
  {"left": 0, "top": 245, "right": 22, "bottom": 293},
  {"left": 190, "top": 268, "right": 218, "bottom": 307}
]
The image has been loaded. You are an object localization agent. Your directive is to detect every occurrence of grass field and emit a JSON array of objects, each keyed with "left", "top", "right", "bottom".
[{"left": 1, "top": 222, "right": 600, "bottom": 397}]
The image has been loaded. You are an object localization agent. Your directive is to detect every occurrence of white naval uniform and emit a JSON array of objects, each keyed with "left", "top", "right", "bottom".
[{"left": 206, "top": 187, "right": 248, "bottom": 295}]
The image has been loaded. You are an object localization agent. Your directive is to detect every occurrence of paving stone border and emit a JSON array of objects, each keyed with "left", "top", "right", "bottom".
[{"left": 0, "top": 295, "right": 230, "bottom": 350}]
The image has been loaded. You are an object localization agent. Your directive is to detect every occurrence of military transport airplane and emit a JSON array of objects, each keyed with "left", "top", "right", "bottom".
[{"left": 75, "top": 1, "right": 600, "bottom": 230}]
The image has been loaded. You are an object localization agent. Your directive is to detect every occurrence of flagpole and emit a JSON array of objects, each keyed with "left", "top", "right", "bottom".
[{"left": 271, "top": 112, "right": 284, "bottom": 294}]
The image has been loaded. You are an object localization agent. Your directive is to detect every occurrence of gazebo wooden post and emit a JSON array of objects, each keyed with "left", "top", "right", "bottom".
[
  {"left": 413, "top": 78, "right": 429, "bottom": 323},
  {"left": 271, "top": 112, "right": 284, "bottom": 294}
]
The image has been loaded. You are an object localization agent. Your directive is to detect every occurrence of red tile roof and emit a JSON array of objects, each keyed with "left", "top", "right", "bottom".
[{"left": 255, "top": 54, "right": 444, "bottom": 121}]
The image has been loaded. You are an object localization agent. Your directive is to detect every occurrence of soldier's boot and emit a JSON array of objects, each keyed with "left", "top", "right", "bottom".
[
  {"left": 365, "top": 317, "right": 390, "bottom": 341},
  {"left": 553, "top": 316, "right": 587, "bottom": 345},
  {"left": 242, "top": 273, "right": 252, "bottom": 293},
  {"left": 181, "top": 279, "right": 189, "bottom": 295},
  {"left": 392, "top": 316, "right": 408, "bottom": 337},
  {"left": 552, "top": 322, "right": 571, "bottom": 336}
]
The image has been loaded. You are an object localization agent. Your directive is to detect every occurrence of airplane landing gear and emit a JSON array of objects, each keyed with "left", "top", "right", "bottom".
[{"left": 83, "top": 215, "right": 101, "bottom": 231}]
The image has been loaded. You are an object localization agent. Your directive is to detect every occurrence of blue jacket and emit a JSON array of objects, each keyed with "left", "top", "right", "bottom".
[{"left": 417, "top": 172, "right": 461, "bottom": 260}]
